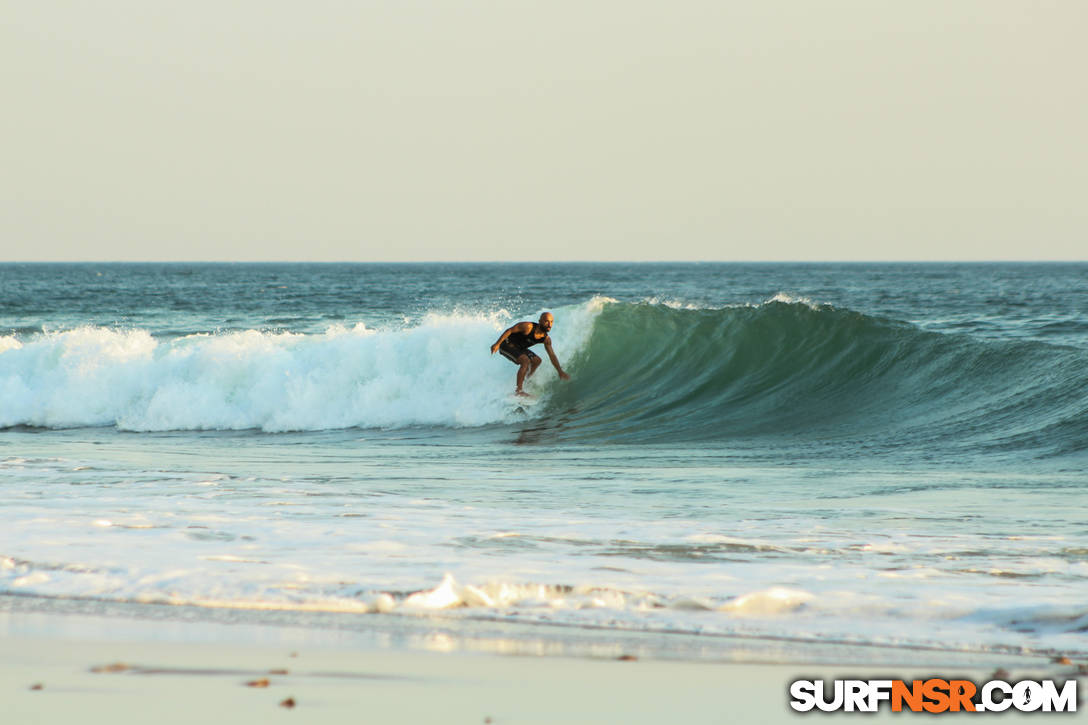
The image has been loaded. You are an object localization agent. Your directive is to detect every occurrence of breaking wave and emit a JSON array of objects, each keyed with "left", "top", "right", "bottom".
[{"left": 2, "top": 296, "right": 1086, "bottom": 456}]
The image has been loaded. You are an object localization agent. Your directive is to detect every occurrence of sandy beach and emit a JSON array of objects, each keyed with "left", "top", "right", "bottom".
[{"left": 3, "top": 608, "right": 1080, "bottom": 724}]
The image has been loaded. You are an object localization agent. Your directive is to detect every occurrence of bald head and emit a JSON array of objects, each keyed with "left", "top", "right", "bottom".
[{"left": 539, "top": 312, "right": 554, "bottom": 331}]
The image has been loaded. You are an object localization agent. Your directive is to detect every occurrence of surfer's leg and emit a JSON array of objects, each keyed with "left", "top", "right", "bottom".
[
  {"left": 526, "top": 352, "right": 542, "bottom": 379},
  {"left": 515, "top": 354, "right": 531, "bottom": 394}
]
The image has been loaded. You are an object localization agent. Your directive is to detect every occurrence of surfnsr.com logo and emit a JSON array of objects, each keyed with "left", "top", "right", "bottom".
[{"left": 789, "top": 678, "right": 1078, "bottom": 713}]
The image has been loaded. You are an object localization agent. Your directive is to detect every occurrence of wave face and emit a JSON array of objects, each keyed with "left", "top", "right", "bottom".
[
  {"left": 549, "top": 298, "right": 1088, "bottom": 456},
  {"left": 2, "top": 296, "right": 1086, "bottom": 457}
]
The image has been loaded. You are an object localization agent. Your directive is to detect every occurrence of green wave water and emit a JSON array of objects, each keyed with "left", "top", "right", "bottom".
[{"left": 548, "top": 299, "right": 1088, "bottom": 457}]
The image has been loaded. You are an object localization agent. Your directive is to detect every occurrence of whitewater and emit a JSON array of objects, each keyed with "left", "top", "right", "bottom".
[
  {"left": 0, "top": 299, "right": 602, "bottom": 431},
  {"left": 1, "top": 263, "right": 1086, "bottom": 665}
]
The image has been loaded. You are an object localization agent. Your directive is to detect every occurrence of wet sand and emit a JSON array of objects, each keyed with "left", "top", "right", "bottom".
[{"left": 3, "top": 611, "right": 1080, "bottom": 724}]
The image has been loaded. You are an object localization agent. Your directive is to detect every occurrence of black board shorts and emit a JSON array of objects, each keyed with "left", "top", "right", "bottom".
[{"left": 499, "top": 342, "right": 541, "bottom": 365}]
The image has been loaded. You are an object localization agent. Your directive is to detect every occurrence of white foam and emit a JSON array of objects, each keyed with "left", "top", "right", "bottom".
[
  {"left": 386, "top": 575, "right": 642, "bottom": 613},
  {"left": 347, "top": 575, "right": 811, "bottom": 620},
  {"left": 637, "top": 293, "right": 827, "bottom": 312},
  {"left": 0, "top": 300, "right": 605, "bottom": 432},
  {"left": 12, "top": 572, "right": 50, "bottom": 587},
  {"left": 403, "top": 573, "right": 464, "bottom": 609},
  {"left": 640, "top": 297, "right": 706, "bottom": 310},
  {"left": 718, "top": 587, "right": 814, "bottom": 616},
  {"left": 764, "top": 292, "right": 822, "bottom": 309}
]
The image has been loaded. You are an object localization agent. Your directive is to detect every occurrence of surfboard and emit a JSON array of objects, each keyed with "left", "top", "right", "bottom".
[{"left": 509, "top": 394, "right": 541, "bottom": 414}]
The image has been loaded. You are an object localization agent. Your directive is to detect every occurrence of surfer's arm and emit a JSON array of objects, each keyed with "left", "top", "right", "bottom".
[
  {"left": 544, "top": 338, "right": 571, "bottom": 380},
  {"left": 490, "top": 322, "right": 531, "bottom": 354}
]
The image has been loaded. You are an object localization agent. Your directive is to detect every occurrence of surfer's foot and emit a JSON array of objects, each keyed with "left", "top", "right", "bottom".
[{"left": 515, "top": 390, "right": 533, "bottom": 398}]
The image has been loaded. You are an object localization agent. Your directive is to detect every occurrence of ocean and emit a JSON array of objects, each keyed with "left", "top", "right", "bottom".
[{"left": 1, "top": 262, "right": 1085, "bottom": 664}]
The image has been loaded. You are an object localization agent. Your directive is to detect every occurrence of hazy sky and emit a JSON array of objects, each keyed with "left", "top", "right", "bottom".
[{"left": 3, "top": 1, "right": 1085, "bottom": 262}]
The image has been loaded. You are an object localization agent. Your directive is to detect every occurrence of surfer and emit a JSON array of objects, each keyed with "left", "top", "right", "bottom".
[{"left": 490, "top": 312, "right": 571, "bottom": 397}]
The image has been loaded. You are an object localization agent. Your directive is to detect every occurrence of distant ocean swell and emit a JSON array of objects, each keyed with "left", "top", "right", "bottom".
[{"left": 1, "top": 296, "right": 1086, "bottom": 456}]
